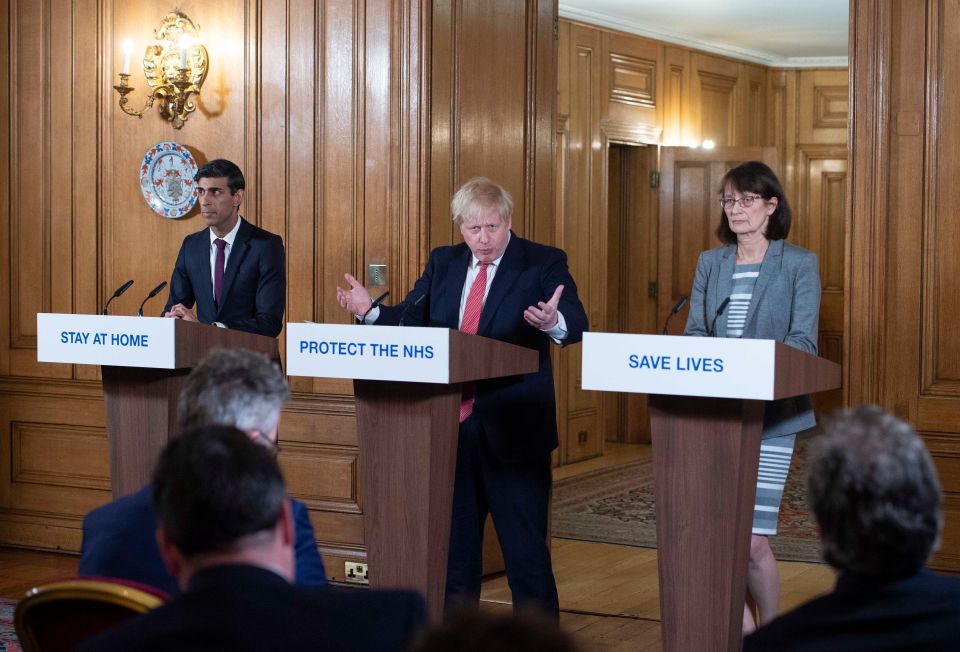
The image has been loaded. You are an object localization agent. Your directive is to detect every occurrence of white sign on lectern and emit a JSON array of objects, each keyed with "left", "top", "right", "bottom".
[
  {"left": 582, "top": 333, "right": 778, "bottom": 400},
  {"left": 286, "top": 323, "right": 452, "bottom": 383},
  {"left": 37, "top": 313, "right": 177, "bottom": 368}
]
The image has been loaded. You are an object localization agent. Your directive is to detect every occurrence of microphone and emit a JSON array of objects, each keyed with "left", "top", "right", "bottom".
[
  {"left": 102, "top": 280, "right": 134, "bottom": 315},
  {"left": 661, "top": 295, "right": 688, "bottom": 335},
  {"left": 708, "top": 296, "right": 731, "bottom": 337},
  {"left": 137, "top": 281, "right": 168, "bottom": 317},
  {"left": 399, "top": 290, "right": 428, "bottom": 327},
  {"left": 360, "top": 291, "right": 390, "bottom": 324}
]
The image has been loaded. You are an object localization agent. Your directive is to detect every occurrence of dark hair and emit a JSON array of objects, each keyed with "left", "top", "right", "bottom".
[
  {"left": 807, "top": 405, "right": 943, "bottom": 576},
  {"left": 412, "top": 611, "right": 580, "bottom": 652},
  {"left": 716, "top": 160, "right": 791, "bottom": 243},
  {"left": 177, "top": 348, "right": 290, "bottom": 435},
  {"left": 152, "top": 425, "right": 286, "bottom": 558},
  {"left": 194, "top": 158, "right": 245, "bottom": 194}
]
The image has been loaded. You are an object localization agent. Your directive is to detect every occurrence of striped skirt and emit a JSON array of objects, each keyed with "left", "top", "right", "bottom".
[{"left": 752, "top": 434, "right": 796, "bottom": 536}]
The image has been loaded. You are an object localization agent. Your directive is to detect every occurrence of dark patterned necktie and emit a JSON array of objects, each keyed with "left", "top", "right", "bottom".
[{"left": 213, "top": 238, "right": 227, "bottom": 307}]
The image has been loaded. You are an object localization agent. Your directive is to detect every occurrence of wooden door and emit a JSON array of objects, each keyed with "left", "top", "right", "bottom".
[
  {"left": 657, "top": 146, "right": 779, "bottom": 334},
  {"left": 606, "top": 144, "right": 659, "bottom": 443}
]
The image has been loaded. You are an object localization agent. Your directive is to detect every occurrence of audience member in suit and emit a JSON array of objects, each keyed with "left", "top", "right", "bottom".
[
  {"left": 79, "top": 348, "right": 326, "bottom": 594},
  {"left": 337, "top": 177, "right": 588, "bottom": 620},
  {"left": 78, "top": 426, "right": 427, "bottom": 652},
  {"left": 744, "top": 405, "right": 960, "bottom": 651},
  {"left": 163, "top": 158, "right": 285, "bottom": 337}
]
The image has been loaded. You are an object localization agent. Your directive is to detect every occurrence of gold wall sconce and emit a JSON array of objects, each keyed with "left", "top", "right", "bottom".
[{"left": 113, "top": 11, "right": 209, "bottom": 129}]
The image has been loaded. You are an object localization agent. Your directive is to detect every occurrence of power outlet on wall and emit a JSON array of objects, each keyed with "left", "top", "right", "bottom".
[{"left": 344, "top": 561, "right": 369, "bottom": 585}]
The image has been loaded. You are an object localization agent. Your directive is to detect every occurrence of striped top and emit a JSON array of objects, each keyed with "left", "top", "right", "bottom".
[{"left": 726, "top": 263, "right": 761, "bottom": 337}]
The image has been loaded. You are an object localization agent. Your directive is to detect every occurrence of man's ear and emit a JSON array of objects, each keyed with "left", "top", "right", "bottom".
[
  {"left": 232, "top": 187, "right": 245, "bottom": 208},
  {"left": 156, "top": 528, "right": 185, "bottom": 580}
]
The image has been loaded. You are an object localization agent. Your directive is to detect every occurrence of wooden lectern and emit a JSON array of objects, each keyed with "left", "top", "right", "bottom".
[
  {"left": 37, "top": 314, "right": 278, "bottom": 498},
  {"left": 581, "top": 333, "right": 840, "bottom": 652},
  {"left": 286, "top": 323, "right": 537, "bottom": 621}
]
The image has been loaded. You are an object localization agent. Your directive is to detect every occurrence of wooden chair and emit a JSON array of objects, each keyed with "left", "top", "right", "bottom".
[{"left": 14, "top": 578, "right": 167, "bottom": 652}]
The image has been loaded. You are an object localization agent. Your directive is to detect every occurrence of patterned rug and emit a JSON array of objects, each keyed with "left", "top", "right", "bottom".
[
  {"left": 0, "top": 598, "right": 21, "bottom": 652},
  {"left": 552, "top": 434, "right": 823, "bottom": 563}
]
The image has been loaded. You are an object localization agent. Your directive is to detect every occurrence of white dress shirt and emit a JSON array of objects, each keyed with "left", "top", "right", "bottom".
[
  {"left": 209, "top": 216, "right": 243, "bottom": 287},
  {"left": 208, "top": 216, "right": 243, "bottom": 328}
]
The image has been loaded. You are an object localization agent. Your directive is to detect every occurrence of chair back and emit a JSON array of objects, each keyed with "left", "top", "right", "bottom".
[{"left": 14, "top": 578, "right": 166, "bottom": 652}]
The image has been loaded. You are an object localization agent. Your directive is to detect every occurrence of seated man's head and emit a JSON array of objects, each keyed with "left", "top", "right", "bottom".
[
  {"left": 152, "top": 425, "right": 294, "bottom": 586},
  {"left": 808, "top": 405, "right": 943, "bottom": 576},
  {"left": 178, "top": 347, "right": 289, "bottom": 449}
]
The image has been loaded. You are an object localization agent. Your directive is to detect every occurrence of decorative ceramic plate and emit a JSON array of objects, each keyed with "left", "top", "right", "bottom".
[{"left": 139, "top": 142, "right": 199, "bottom": 218}]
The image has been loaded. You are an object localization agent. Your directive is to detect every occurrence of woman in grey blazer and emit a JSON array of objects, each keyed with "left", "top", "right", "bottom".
[{"left": 683, "top": 161, "right": 821, "bottom": 635}]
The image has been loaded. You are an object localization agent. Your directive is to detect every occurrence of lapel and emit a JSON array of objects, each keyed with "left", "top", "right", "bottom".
[
  {"left": 742, "top": 238, "right": 784, "bottom": 333},
  {"left": 478, "top": 233, "right": 522, "bottom": 336},
  {"left": 216, "top": 218, "right": 251, "bottom": 318},
  {"left": 715, "top": 245, "right": 736, "bottom": 338},
  {"left": 445, "top": 246, "right": 471, "bottom": 329},
  {"left": 193, "top": 228, "right": 215, "bottom": 313}
]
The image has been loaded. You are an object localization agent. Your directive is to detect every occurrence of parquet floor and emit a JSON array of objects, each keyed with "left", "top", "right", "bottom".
[{"left": 0, "top": 443, "right": 836, "bottom": 650}]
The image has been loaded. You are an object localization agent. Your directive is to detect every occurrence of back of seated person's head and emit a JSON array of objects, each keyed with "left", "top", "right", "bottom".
[
  {"left": 177, "top": 347, "right": 289, "bottom": 436},
  {"left": 152, "top": 425, "right": 287, "bottom": 561},
  {"left": 808, "top": 405, "right": 943, "bottom": 576},
  {"left": 411, "top": 610, "right": 580, "bottom": 652}
]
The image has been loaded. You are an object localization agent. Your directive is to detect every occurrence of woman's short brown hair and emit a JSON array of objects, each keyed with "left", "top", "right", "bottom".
[{"left": 716, "top": 160, "right": 792, "bottom": 244}]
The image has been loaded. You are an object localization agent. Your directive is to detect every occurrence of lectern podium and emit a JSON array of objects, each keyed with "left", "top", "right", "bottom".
[
  {"left": 286, "top": 323, "right": 537, "bottom": 621},
  {"left": 37, "top": 314, "right": 278, "bottom": 497},
  {"left": 582, "top": 333, "right": 840, "bottom": 652}
]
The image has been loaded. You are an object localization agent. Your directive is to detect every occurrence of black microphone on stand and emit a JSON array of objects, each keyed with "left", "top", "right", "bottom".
[
  {"left": 102, "top": 280, "right": 134, "bottom": 315},
  {"left": 359, "top": 291, "right": 390, "bottom": 324},
  {"left": 137, "top": 281, "right": 168, "bottom": 316},
  {"left": 708, "top": 296, "right": 731, "bottom": 337},
  {"left": 399, "top": 290, "right": 428, "bottom": 327},
  {"left": 661, "top": 295, "right": 688, "bottom": 335}
]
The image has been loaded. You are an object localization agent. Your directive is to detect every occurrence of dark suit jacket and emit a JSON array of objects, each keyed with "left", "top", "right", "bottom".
[
  {"left": 743, "top": 568, "right": 960, "bottom": 651},
  {"left": 684, "top": 239, "right": 821, "bottom": 438},
  {"left": 163, "top": 218, "right": 285, "bottom": 337},
  {"left": 76, "top": 565, "right": 427, "bottom": 652},
  {"left": 376, "top": 233, "right": 588, "bottom": 461},
  {"left": 79, "top": 485, "right": 326, "bottom": 595}
]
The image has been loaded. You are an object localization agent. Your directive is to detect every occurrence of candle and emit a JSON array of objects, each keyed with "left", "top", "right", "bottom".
[
  {"left": 121, "top": 38, "right": 132, "bottom": 75},
  {"left": 180, "top": 43, "right": 187, "bottom": 70}
]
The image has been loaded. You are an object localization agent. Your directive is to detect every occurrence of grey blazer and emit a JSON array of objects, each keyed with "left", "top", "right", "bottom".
[{"left": 684, "top": 238, "right": 821, "bottom": 438}]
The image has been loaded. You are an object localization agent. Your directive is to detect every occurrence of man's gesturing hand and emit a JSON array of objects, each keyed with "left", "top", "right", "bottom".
[
  {"left": 336, "top": 273, "right": 374, "bottom": 317},
  {"left": 523, "top": 284, "right": 564, "bottom": 330}
]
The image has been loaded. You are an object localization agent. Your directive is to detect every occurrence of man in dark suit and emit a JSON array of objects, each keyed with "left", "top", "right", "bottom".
[
  {"left": 78, "top": 426, "right": 427, "bottom": 652},
  {"left": 744, "top": 406, "right": 960, "bottom": 651},
  {"left": 337, "top": 177, "right": 588, "bottom": 620},
  {"left": 79, "top": 348, "right": 326, "bottom": 594},
  {"left": 163, "top": 158, "right": 285, "bottom": 337}
]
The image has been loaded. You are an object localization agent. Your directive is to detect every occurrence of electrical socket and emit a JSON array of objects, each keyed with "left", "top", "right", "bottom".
[{"left": 344, "top": 561, "right": 369, "bottom": 585}]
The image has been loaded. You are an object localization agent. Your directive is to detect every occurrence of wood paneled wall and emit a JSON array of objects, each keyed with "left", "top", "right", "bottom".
[
  {"left": 556, "top": 18, "right": 848, "bottom": 451},
  {"left": 0, "top": 0, "right": 556, "bottom": 577},
  {"left": 848, "top": 0, "right": 960, "bottom": 573},
  {"left": 767, "top": 67, "right": 848, "bottom": 416}
]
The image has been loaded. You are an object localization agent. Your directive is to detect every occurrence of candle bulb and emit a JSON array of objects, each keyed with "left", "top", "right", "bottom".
[
  {"left": 121, "top": 38, "right": 132, "bottom": 76},
  {"left": 180, "top": 44, "right": 187, "bottom": 70}
]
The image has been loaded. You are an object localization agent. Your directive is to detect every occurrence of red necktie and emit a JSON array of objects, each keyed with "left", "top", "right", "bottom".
[
  {"left": 459, "top": 263, "right": 488, "bottom": 422},
  {"left": 213, "top": 238, "right": 227, "bottom": 307}
]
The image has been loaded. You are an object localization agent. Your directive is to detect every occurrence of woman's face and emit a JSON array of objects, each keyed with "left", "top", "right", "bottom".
[{"left": 722, "top": 184, "right": 778, "bottom": 241}]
